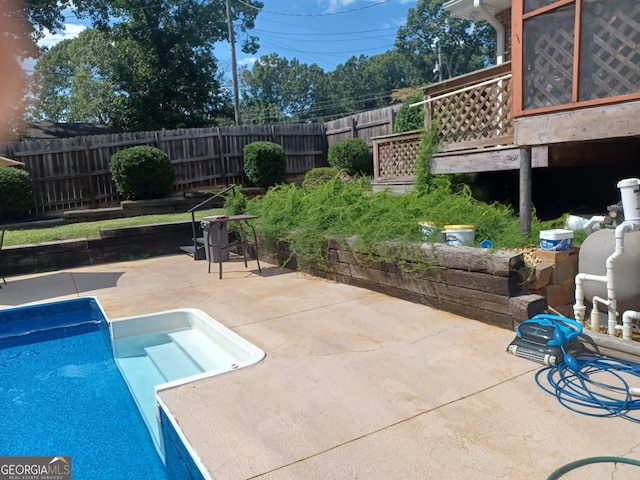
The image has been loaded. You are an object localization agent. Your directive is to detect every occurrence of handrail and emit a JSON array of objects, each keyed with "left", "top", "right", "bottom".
[
  {"left": 188, "top": 184, "right": 237, "bottom": 213},
  {"left": 422, "top": 62, "right": 512, "bottom": 98},
  {"left": 187, "top": 184, "right": 237, "bottom": 260},
  {"left": 410, "top": 73, "right": 513, "bottom": 108}
]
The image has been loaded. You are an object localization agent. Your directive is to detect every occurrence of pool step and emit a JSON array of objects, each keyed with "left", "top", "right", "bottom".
[
  {"left": 115, "top": 355, "right": 165, "bottom": 450},
  {"left": 144, "top": 342, "right": 203, "bottom": 382},
  {"left": 168, "top": 329, "right": 226, "bottom": 371}
]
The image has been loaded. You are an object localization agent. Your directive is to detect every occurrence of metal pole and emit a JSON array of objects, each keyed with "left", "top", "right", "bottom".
[{"left": 226, "top": 0, "right": 241, "bottom": 126}]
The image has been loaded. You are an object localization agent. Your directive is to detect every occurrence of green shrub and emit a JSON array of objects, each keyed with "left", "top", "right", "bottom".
[
  {"left": 109, "top": 146, "right": 175, "bottom": 200},
  {"left": 327, "top": 138, "right": 372, "bottom": 176},
  {"left": 302, "top": 167, "right": 343, "bottom": 189},
  {"left": 223, "top": 187, "right": 248, "bottom": 215},
  {"left": 0, "top": 167, "right": 34, "bottom": 221},
  {"left": 244, "top": 175, "right": 548, "bottom": 270},
  {"left": 243, "top": 141, "right": 287, "bottom": 188},
  {"left": 393, "top": 92, "right": 425, "bottom": 133}
]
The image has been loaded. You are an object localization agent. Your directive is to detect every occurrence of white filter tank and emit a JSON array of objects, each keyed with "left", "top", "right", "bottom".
[{"left": 579, "top": 228, "right": 640, "bottom": 313}]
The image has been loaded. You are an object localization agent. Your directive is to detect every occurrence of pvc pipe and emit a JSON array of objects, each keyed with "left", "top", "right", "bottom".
[
  {"left": 591, "top": 295, "right": 611, "bottom": 332},
  {"left": 573, "top": 221, "right": 638, "bottom": 335},
  {"left": 622, "top": 310, "right": 640, "bottom": 340},
  {"left": 583, "top": 215, "right": 605, "bottom": 235},
  {"left": 573, "top": 272, "right": 607, "bottom": 322},
  {"left": 605, "top": 222, "right": 636, "bottom": 334}
]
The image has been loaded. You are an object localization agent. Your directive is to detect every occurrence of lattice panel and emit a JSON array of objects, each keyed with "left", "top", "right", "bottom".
[
  {"left": 525, "top": 28, "right": 574, "bottom": 108},
  {"left": 580, "top": 4, "right": 640, "bottom": 100},
  {"left": 377, "top": 137, "right": 421, "bottom": 178},
  {"left": 432, "top": 78, "right": 513, "bottom": 145}
]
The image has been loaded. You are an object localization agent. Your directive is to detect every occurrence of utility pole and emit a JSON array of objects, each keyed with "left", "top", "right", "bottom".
[
  {"left": 226, "top": 0, "right": 241, "bottom": 125},
  {"left": 436, "top": 37, "right": 443, "bottom": 82}
]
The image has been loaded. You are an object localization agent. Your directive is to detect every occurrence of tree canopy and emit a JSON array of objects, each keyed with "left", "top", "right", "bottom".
[
  {"left": 24, "top": 0, "right": 497, "bottom": 130},
  {"left": 2, "top": 0, "right": 70, "bottom": 59},
  {"left": 240, "top": 0, "right": 496, "bottom": 124},
  {"left": 1, "top": 0, "right": 74, "bottom": 139},
  {"left": 395, "top": 0, "right": 495, "bottom": 82},
  {"left": 28, "top": 0, "right": 262, "bottom": 130},
  {"left": 29, "top": 29, "right": 118, "bottom": 123}
]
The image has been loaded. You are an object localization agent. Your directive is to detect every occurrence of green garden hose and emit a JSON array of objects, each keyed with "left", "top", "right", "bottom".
[{"left": 547, "top": 456, "right": 640, "bottom": 479}]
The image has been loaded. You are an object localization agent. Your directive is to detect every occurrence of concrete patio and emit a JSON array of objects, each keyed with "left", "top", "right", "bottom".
[{"left": 1, "top": 254, "right": 639, "bottom": 479}]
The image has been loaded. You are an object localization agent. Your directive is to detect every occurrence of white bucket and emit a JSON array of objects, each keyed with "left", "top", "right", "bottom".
[
  {"left": 617, "top": 178, "right": 640, "bottom": 223},
  {"left": 419, "top": 221, "right": 445, "bottom": 242},
  {"left": 444, "top": 225, "right": 475, "bottom": 246},
  {"left": 540, "top": 229, "right": 573, "bottom": 251},
  {"left": 419, "top": 221, "right": 437, "bottom": 240}
]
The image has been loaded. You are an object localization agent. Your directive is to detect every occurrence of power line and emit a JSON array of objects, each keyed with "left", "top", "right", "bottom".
[
  {"left": 252, "top": 26, "right": 398, "bottom": 38},
  {"left": 235, "top": 0, "right": 392, "bottom": 17}
]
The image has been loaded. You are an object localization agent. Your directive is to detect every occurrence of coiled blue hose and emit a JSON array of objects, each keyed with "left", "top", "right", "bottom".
[{"left": 535, "top": 354, "right": 640, "bottom": 422}]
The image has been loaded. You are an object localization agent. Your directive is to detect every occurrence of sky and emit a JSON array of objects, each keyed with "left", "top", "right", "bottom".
[{"left": 35, "top": 0, "right": 418, "bottom": 76}]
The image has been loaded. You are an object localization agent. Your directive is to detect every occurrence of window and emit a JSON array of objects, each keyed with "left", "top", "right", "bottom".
[{"left": 515, "top": 0, "right": 640, "bottom": 115}]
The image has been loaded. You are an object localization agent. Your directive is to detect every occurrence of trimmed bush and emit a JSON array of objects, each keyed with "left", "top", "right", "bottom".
[
  {"left": 302, "top": 167, "right": 343, "bottom": 189},
  {"left": 243, "top": 141, "right": 287, "bottom": 188},
  {"left": 109, "top": 146, "right": 175, "bottom": 200},
  {"left": 0, "top": 167, "right": 34, "bottom": 221},
  {"left": 327, "top": 138, "right": 372, "bottom": 176}
]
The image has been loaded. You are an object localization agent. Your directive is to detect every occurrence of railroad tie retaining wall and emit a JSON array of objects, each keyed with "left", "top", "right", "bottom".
[{"left": 260, "top": 238, "right": 547, "bottom": 330}]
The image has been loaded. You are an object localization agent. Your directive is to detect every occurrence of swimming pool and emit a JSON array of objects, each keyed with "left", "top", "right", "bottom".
[
  {"left": 0, "top": 298, "right": 166, "bottom": 479},
  {"left": 110, "top": 308, "right": 266, "bottom": 456},
  {"left": 0, "top": 297, "right": 266, "bottom": 480}
]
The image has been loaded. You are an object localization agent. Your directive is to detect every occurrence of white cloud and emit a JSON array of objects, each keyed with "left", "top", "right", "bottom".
[
  {"left": 38, "top": 23, "right": 87, "bottom": 49},
  {"left": 319, "top": 0, "right": 358, "bottom": 13},
  {"left": 319, "top": 0, "right": 415, "bottom": 14},
  {"left": 238, "top": 56, "right": 257, "bottom": 67}
]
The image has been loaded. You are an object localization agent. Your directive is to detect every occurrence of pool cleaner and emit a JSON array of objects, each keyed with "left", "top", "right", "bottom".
[{"left": 506, "top": 314, "right": 584, "bottom": 366}]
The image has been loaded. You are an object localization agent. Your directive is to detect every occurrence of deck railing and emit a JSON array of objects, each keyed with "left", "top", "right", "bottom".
[{"left": 373, "top": 62, "right": 513, "bottom": 183}]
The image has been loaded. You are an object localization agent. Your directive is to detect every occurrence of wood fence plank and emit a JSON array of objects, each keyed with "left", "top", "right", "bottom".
[{"left": 0, "top": 124, "right": 327, "bottom": 213}]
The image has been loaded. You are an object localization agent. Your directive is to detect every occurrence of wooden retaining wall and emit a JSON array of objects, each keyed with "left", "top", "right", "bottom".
[
  {"left": 261, "top": 238, "right": 547, "bottom": 330},
  {"left": 2, "top": 222, "right": 546, "bottom": 330},
  {"left": 1, "top": 222, "right": 194, "bottom": 275}
]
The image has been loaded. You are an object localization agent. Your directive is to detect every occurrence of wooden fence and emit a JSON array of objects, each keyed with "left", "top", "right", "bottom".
[
  {"left": 0, "top": 124, "right": 327, "bottom": 213},
  {"left": 324, "top": 104, "right": 402, "bottom": 149}
]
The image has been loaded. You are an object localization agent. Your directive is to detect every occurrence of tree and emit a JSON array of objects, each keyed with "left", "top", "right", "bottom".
[
  {"left": 2, "top": 0, "right": 70, "bottom": 59},
  {"left": 395, "top": 0, "right": 495, "bottom": 84},
  {"left": 393, "top": 92, "right": 424, "bottom": 134},
  {"left": 64, "top": 0, "right": 263, "bottom": 130},
  {"left": 318, "top": 52, "right": 417, "bottom": 120},
  {"left": 241, "top": 50, "right": 423, "bottom": 124},
  {"left": 29, "top": 29, "right": 119, "bottom": 123},
  {"left": 240, "top": 54, "right": 326, "bottom": 123},
  {"left": 1, "top": 0, "right": 72, "bottom": 139}
]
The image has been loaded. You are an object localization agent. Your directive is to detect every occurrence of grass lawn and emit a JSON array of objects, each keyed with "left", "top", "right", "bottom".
[{"left": 2, "top": 208, "right": 224, "bottom": 247}]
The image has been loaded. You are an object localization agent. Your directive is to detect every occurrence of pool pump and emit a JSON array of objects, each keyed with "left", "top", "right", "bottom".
[{"left": 507, "top": 314, "right": 584, "bottom": 366}]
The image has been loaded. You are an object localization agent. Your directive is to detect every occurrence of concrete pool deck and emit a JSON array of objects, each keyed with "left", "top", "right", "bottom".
[{"left": 1, "top": 254, "right": 640, "bottom": 479}]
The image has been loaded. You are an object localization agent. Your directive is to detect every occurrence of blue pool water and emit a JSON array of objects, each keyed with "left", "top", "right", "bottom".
[{"left": 0, "top": 300, "right": 168, "bottom": 479}]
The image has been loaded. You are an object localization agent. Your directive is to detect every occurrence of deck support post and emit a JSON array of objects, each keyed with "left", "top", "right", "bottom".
[{"left": 519, "top": 148, "right": 532, "bottom": 237}]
